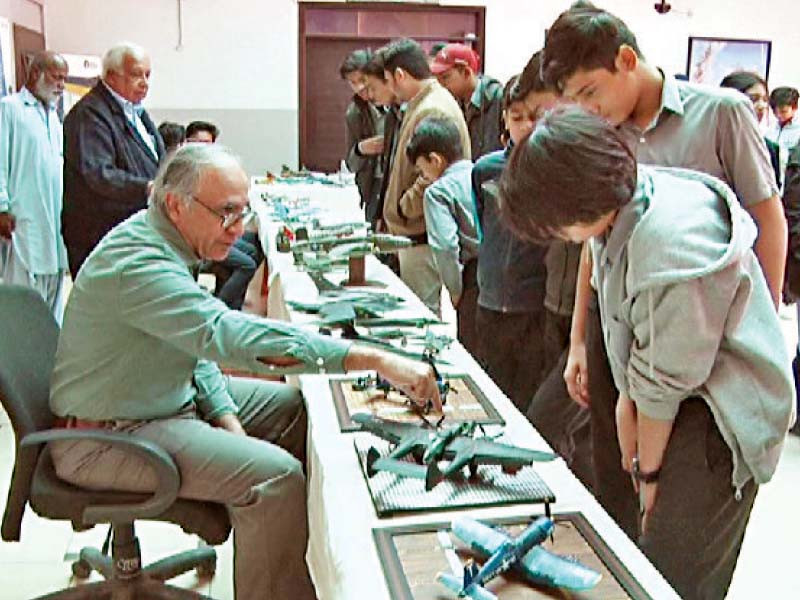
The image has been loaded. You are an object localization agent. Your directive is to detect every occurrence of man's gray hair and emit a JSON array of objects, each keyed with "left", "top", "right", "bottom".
[
  {"left": 102, "top": 42, "right": 147, "bottom": 77},
  {"left": 30, "top": 50, "right": 67, "bottom": 73},
  {"left": 150, "top": 143, "right": 244, "bottom": 211}
]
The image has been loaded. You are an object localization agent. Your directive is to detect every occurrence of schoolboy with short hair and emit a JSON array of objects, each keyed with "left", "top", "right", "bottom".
[
  {"left": 470, "top": 60, "right": 553, "bottom": 414},
  {"left": 768, "top": 86, "right": 800, "bottom": 178},
  {"left": 405, "top": 116, "right": 478, "bottom": 354},
  {"left": 541, "top": 2, "right": 787, "bottom": 544},
  {"left": 500, "top": 105, "right": 795, "bottom": 600}
]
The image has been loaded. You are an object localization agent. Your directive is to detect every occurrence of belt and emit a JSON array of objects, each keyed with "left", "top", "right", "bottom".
[
  {"left": 53, "top": 416, "right": 116, "bottom": 430},
  {"left": 405, "top": 231, "right": 428, "bottom": 245}
]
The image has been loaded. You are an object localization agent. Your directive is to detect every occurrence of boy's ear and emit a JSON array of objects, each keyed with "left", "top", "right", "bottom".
[
  {"left": 615, "top": 44, "right": 639, "bottom": 73},
  {"left": 430, "top": 152, "right": 447, "bottom": 170}
]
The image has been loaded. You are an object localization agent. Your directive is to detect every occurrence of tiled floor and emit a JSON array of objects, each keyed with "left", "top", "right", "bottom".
[{"left": 0, "top": 282, "right": 796, "bottom": 598}]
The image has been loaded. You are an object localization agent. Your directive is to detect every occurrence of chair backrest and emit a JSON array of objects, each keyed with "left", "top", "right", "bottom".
[{"left": 0, "top": 285, "right": 60, "bottom": 540}]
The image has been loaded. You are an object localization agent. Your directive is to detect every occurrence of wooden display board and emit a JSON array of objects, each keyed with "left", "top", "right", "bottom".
[
  {"left": 373, "top": 512, "right": 653, "bottom": 600},
  {"left": 330, "top": 374, "right": 504, "bottom": 432}
]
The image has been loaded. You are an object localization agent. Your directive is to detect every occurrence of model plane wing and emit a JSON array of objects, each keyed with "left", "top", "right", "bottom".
[
  {"left": 451, "top": 517, "right": 510, "bottom": 557},
  {"left": 317, "top": 302, "right": 357, "bottom": 325},
  {"left": 351, "top": 413, "right": 428, "bottom": 445},
  {"left": 441, "top": 447, "right": 477, "bottom": 476},
  {"left": 520, "top": 546, "right": 602, "bottom": 590},
  {"left": 467, "top": 438, "right": 557, "bottom": 463},
  {"left": 370, "top": 455, "right": 429, "bottom": 480}
]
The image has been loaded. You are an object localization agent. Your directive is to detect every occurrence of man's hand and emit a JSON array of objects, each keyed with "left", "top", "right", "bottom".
[
  {"left": 0, "top": 212, "right": 16, "bottom": 239},
  {"left": 379, "top": 353, "right": 442, "bottom": 412},
  {"left": 615, "top": 394, "right": 637, "bottom": 474},
  {"left": 214, "top": 413, "right": 247, "bottom": 436},
  {"left": 344, "top": 346, "right": 441, "bottom": 411},
  {"left": 358, "top": 135, "right": 384, "bottom": 156},
  {"left": 564, "top": 340, "right": 589, "bottom": 406}
]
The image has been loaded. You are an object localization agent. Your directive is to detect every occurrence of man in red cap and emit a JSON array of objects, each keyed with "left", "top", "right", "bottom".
[{"left": 431, "top": 43, "right": 504, "bottom": 159}]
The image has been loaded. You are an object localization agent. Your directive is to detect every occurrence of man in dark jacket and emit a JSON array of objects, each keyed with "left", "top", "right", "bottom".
[
  {"left": 340, "top": 49, "right": 384, "bottom": 226},
  {"left": 62, "top": 42, "right": 165, "bottom": 278},
  {"left": 431, "top": 43, "right": 504, "bottom": 160}
]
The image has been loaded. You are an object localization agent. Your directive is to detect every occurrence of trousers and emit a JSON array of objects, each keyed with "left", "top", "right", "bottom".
[
  {"left": 50, "top": 377, "right": 317, "bottom": 600},
  {"left": 475, "top": 306, "right": 544, "bottom": 413},
  {"left": 0, "top": 240, "right": 65, "bottom": 324},
  {"left": 216, "top": 231, "right": 264, "bottom": 310},
  {"left": 398, "top": 243, "right": 442, "bottom": 317}
]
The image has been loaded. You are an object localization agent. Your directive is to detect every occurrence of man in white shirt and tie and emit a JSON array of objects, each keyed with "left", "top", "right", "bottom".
[
  {"left": 0, "top": 51, "right": 69, "bottom": 321},
  {"left": 61, "top": 42, "right": 165, "bottom": 278}
]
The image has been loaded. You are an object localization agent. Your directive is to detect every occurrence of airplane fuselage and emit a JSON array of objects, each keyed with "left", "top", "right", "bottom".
[{"left": 465, "top": 518, "right": 553, "bottom": 589}]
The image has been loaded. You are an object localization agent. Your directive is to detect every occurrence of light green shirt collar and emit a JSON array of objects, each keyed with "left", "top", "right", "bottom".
[{"left": 146, "top": 203, "right": 202, "bottom": 268}]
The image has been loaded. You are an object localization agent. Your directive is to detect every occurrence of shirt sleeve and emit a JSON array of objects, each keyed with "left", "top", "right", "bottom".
[
  {"left": 625, "top": 276, "right": 733, "bottom": 420},
  {"left": 344, "top": 104, "right": 369, "bottom": 180},
  {"left": 424, "top": 184, "right": 463, "bottom": 303},
  {"left": 715, "top": 96, "right": 779, "bottom": 207},
  {"left": 117, "top": 251, "right": 353, "bottom": 376},
  {"left": 193, "top": 359, "right": 238, "bottom": 420},
  {"left": 0, "top": 101, "right": 13, "bottom": 211}
]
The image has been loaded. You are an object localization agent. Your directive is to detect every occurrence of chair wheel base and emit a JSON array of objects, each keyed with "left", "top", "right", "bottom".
[
  {"left": 195, "top": 558, "right": 216, "bottom": 579},
  {"left": 71, "top": 558, "right": 92, "bottom": 579}
]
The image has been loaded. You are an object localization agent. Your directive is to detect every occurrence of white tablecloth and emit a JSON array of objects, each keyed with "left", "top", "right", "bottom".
[{"left": 249, "top": 178, "right": 679, "bottom": 600}]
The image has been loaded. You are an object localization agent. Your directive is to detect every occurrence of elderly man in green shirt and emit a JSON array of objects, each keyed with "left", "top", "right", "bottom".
[{"left": 49, "top": 143, "right": 439, "bottom": 600}]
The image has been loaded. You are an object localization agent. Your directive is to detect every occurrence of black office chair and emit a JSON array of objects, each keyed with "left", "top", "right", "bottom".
[{"left": 0, "top": 285, "right": 231, "bottom": 599}]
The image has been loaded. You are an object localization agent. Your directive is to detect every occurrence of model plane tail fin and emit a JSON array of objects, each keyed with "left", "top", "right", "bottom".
[
  {"left": 425, "top": 461, "right": 444, "bottom": 491},
  {"left": 366, "top": 447, "right": 380, "bottom": 477}
]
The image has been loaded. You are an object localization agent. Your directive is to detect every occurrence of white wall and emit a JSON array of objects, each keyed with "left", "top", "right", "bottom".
[{"left": 44, "top": 0, "right": 800, "bottom": 173}]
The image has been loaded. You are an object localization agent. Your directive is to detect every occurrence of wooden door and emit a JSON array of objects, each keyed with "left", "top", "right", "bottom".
[
  {"left": 12, "top": 24, "right": 44, "bottom": 91},
  {"left": 299, "top": 2, "right": 486, "bottom": 173}
]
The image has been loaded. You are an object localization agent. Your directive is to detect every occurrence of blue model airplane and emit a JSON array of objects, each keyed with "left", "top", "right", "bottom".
[{"left": 437, "top": 516, "right": 602, "bottom": 599}]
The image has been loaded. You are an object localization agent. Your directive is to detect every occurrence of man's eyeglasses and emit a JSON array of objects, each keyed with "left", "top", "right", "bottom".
[{"left": 192, "top": 195, "right": 254, "bottom": 229}]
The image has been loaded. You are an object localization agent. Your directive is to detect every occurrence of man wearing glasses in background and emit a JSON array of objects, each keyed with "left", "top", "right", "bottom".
[
  {"left": 62, "top": 42, "right": 165, "bottom": 278},
  {"left": 50, "top": 143, "right": 441, "bottom": 600}
]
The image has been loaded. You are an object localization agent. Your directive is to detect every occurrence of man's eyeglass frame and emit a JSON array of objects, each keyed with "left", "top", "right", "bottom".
[{"left": 191, "top": 195, "right": 254, "bottom": 229}]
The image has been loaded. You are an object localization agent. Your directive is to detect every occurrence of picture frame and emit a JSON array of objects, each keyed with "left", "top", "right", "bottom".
[
  {"left": 373, "top": 512, "right": 654, "bottom": 600},
  {"left": 329, "top": 374, "right": 504, "bottom": 432},
  {"left": 686, "top": 36, "right": 772, "bottom": 85}
]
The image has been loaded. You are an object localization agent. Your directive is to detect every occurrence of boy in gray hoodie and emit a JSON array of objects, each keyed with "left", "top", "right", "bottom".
[{"left": 499, "top": 105, "right": 796, "bottom": 600}]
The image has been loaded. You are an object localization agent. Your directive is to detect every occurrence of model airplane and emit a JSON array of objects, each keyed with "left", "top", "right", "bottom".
[
  {"left": 286, "top": 293, "right": 405, "bottom": 320},
  {"left": 283, "top": 232, "right": 412, "bottom": 255},
  {"left": 353, "top": 414, "right": 557, "bottom": 490},
  {"left": 437, "top": 516, "right": 602, "bottom": 599}
]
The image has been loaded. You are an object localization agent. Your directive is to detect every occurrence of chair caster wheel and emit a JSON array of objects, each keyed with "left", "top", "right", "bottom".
[
  {"left": 72, "top": 559, "right": 92, "bottom": 579},
  {"left": 196, "top": 559, "right": 216, "bottom": 578}
]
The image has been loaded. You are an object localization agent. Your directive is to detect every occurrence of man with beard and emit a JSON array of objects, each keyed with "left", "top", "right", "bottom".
[{"left": 0, "top": 51, "right": 69, "bottom": 321}]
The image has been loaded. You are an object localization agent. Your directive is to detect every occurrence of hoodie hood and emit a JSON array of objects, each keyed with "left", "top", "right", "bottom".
[{"left": 604, "top": 165, "right": 758, "bottom": 296}]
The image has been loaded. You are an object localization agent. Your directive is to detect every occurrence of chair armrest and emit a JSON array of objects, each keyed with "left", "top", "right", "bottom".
[{"left": 21, "top": 429, "right": 180, "bottom": 525}]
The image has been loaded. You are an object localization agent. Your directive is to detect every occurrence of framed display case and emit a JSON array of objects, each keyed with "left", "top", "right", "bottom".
[
  {"left": 686, "top": 36, "right": 772, "bottom": 85},
  {"left": 330, "top": 374, "right": 503, "bottom": 432},
  {"left": 373, "top": 512, "right": 653, "bottom": 599}
]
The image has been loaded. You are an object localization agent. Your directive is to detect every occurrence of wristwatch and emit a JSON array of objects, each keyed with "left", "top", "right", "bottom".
[{"left": 632, "top": 456, "right": 661, "bottom": 483}]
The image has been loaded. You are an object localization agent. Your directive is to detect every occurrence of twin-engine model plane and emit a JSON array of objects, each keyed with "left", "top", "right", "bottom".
[
  {"left": 437, "top": 516, "right": 602, "bottom": 599},
  {"left": 352, "top": 414, "right": 557, "bottom": 491}
]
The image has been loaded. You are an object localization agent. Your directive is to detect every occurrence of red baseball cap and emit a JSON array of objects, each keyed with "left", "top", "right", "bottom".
[{"left": 430, "top": 43, "right": 480, "bottom": 75}]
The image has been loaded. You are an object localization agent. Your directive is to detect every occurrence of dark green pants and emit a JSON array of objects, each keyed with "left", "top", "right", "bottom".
[{"left": 586, "top": 300, "right": 758, "bottom": 599}]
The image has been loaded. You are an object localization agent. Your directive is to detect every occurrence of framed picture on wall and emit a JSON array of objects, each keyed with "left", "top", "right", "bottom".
[{"left": 686, "top": 36, "right": 772, "bottom": 86}]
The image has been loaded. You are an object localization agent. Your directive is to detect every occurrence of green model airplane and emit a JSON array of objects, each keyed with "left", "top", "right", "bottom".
[{"left": 354, "top": 414, "right": 557, "bottom": 491}]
